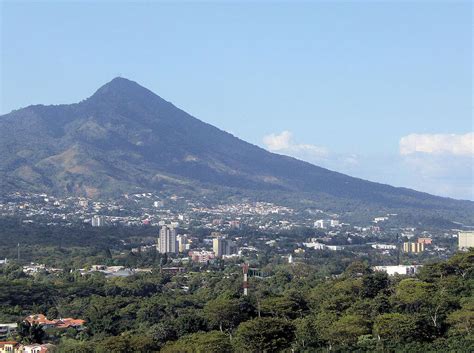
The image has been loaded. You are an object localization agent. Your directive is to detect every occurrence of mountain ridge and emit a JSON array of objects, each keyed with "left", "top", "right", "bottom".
[{"left": 1, "top": 77, "right": 472, "bottom": 223}]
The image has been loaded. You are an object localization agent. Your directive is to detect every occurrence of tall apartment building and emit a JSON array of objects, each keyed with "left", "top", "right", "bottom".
[
  {"left": 403, "top": 242, "right": 424, "bottom": 254},
  {"left": 177, "top": 234, "right": 189, "bottom": 253},
  {"left": 213, "top": 236, "right": 236, "bottom": 258},
  {"left": 458, "top": 231, "right": 474, "bottom": 250},
  {"left": 91, "top": 215, "right": 105, "bottom": 227},
  {"left": 157, "top": 225, "right": 178, "bottom": 254}
]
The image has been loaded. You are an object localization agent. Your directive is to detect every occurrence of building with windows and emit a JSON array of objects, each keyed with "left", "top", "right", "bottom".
[
  {"left": 0, "top": 341, "right": 19, "bottom": 353},
  {"left": 91, "top": 215, "right": 105, "bottom": 227},
  {"left": 458, "top": 231, "right": 474, "bottom": 250},
  {"left": 0, "top": 324, "right": 17, "bottom": 340},
  {"left": 314, "top": 220, "right": 330, "bottom": 229},
  {"left": 403, "top": 242, "right": 424, "bottom": 253},
  {"left": 373, "top": 265, "right": 422, "bottom": 276},
  {"left": 157, "top": 225, "right": 178, "bottom": 254},
  {"left": 371, "top": 243, "right": 397, "bottom": 250},
  {"left": 189, "top": 250, "right": 215, "bottom": 263},
  {"left": 212, "top": 236, "right": 236, "bottom": 258},
  {"left": 417, "top": 237, "right": 432, "bottom": 245},
  {"left": 177, "top": 234, "right": 189, "bottom": 253}
]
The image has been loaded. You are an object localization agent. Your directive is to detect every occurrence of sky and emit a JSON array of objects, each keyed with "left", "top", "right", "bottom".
[{"left": 1, "top": 0, "right": 473, "bottom": 200}]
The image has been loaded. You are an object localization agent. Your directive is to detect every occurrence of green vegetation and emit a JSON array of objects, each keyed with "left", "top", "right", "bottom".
[
  {"left": 1, "top": 77, "right": 472, "bottom": 225},
  {"left": 0, "top": 249, "right": 472, "bottom": 352}
]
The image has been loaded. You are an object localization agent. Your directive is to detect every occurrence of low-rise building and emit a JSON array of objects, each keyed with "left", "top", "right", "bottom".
[
  {"left": 417, "top": 237, "right": 433, "bottom": 245},
  {"left": 160, "top": 267, "right": 186, "bottom": 275},
  {"left": 0, "top": 324, "right": 17, "bottom": 340},
  {"left": 0, "top": 341, "right": 20, "bottom": 353},
  {"left": 303, "top": 242, "right": 326, "bottom": 250},
  {"left": 373, "top": 265, "right": 422, "bottom": 276},
  {"left": 371, "top": 244, "right": 397, "bottom": 250},
  {"left": 22, "top": 343, "right": 55, "bottom": 353},
  {"left": 25, "top": 314, "right": 85, "bottom": 330},
  {"left": 189, "top": 250, "right": 215, "bottom": 263},
  {"left": 0, "top": 342, "right": 54, "bottom": 353}
]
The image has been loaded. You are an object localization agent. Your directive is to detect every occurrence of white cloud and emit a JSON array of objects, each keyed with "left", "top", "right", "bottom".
[
  {"left": 398, "top": 132, "right": 473, "bottom": 200},
  {"left": 401, "top": 153, "right": 473, "bottom": 200},
  {"left": 261, "top": 131, "right": 473, "bottom": 200},
  {"left": 399, "top": 132, "right": 474, "bottom": 156},
  {"left": 262, "top": 131, "right": 329, "bottom": 159},
  {"left": 262, "top": 131, "right": 292, "bottom": 151}
]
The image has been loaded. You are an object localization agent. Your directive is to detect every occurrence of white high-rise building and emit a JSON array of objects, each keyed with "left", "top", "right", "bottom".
[
  {"left": 91, "top": 215, "right": 105, "bottom": 227},
  {"left": 314, "top": 219, "right": 330, "bottom": 229},
  {"left": 157, "top": 225, "right": 178, "bottom": 254}
]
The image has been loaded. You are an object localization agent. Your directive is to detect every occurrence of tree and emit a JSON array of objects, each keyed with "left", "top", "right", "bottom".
[
  {"left": 326, "top": 314, "right": 370, "bottom": 347},
  {"left": 56, "top": 338, "right": 95, "bottom": 353},
  {"left": 204, "top": 297, "right": 242, "bottom": 333},
  {"left": 260, "top": 296, "right": 299, "bottom": 320},
  {"left": 17, "top": 321, "right": 46, "bottom": 344},
  {"left": 393, "top": 278, "right": 432, "bottom": 313},
  {"left": 149, "top": 321, "right": 178, "bottom": 348},
  {"left": 374, "top": 313, "right": 418, "bottom": 343},
  {"left": 161, "top": 331, "right": 232, "bottom": 353},
  {"left": 344, "top": 261, "right": 371, "bottom": 278},
  {"left": 294, "top": 316, "right": 323, "bottom": 350},
  {"left": 234, "top": 317, "right": 295, "bottom": 353},
  {"left": 361, "top": 272, "right": 389, "bottom": 298},
  {"left": 173, "top": 310, "right": 207, "bottom": 337},
  {"left": 95, "top": 335, "right": 130, "bottom": 353},
  {"left": 447, "top": 297, "right": 474, "bottom": 338}
]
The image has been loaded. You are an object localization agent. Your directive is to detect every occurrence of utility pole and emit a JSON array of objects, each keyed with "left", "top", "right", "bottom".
[
  {"left": 242, "top": 263, "right": 249, "bottom": 296},
  {"left": 396, "top": 233, "right": 400, "bottom": 266}
]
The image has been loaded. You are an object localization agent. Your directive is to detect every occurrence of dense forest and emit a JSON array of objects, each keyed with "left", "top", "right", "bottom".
[{"left": 0, "top": 249, "right": 472, "bottom": 352}]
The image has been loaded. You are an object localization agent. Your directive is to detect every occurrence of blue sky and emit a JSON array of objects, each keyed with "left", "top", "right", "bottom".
[{"left": 1, "top": 1, "right": 472, "bottom": 199}]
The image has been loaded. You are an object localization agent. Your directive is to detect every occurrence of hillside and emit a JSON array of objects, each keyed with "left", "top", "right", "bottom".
[{"left": 0, "top": 77, "right": 472, "bottom": 223}]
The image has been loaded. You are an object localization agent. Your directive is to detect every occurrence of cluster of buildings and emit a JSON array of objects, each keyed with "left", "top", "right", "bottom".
[
  {"left": 22, "top": 264, "right": 62, "bottom": 276},
  {"left": 314, "top": 219, "right": 340, "bottom": 229},
  {"left": 79, "top": 265, "right": 152, "bottom": 278},
  {"left": 17, "top": 263, "right": 152, "bottom": 278},
  {"left": 303, "top": 238, "right": 345, "bottom": 251},
  {"left": 24, "top": 314, "right": 85, "bottom": 330},
  {"left": 0, "top": 314, "right": 86, "bottom": 353},
  {"left": 373, "top": 264, "right": 422, "bottom": 276},
  {"left": 155, "top": 225, "right": 192, "bottom": 254},
  {"left": 0, "top": 341, "right": 54, "bottom": 353},
  {"left": 156, "top": 225, "right": 238, "bottom": 262}
]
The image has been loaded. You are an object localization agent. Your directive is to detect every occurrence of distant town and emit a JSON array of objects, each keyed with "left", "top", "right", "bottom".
[{"left": 1, "top": 191, "right": 473, "bottom": 352}]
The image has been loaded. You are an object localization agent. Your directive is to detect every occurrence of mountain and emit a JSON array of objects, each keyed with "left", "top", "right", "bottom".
[{"left": 1, "top": 77, "right": 472, "bottom": 223}]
